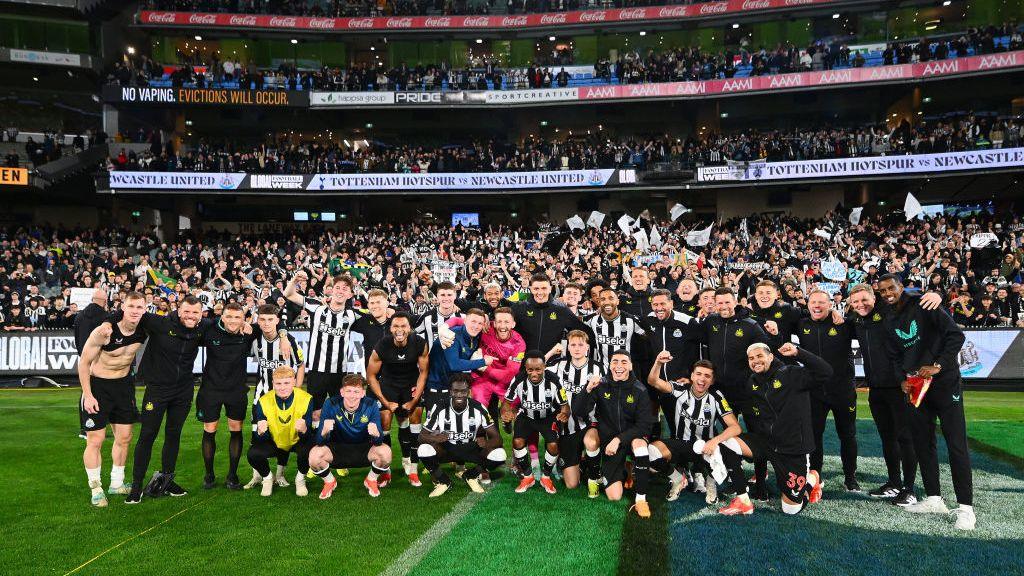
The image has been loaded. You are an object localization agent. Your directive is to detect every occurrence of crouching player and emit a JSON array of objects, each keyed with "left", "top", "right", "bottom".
[
  {"left": 309, "top": 375, "right": 393, "bottom": 499},
  {"left": 417, "top": 373, "right": 507, "bottom": 498},
  {"left": 248, "top": 366, "right": 313, "bottom": 497},
  {"left": 718, "top": 343, "right": 831, "bottom": 516},
  {"left": 646, "top": 353, "right": 745, "bottom": 504},
  {"left": 572, "top": 350, "right": 654, "bottom": 518}
]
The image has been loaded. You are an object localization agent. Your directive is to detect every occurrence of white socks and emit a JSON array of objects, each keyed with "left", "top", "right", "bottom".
[
  {"left": 668, "top": 469, "right": 683, "bottom": 484},
  {"left": 110, "top": 465, "right": 125, "bottom": 488},
  {"left": 87, "top": 467, "right": 102, "bottom": 490}
]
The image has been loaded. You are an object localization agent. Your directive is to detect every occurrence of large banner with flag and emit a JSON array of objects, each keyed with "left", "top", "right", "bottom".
[{"left": 697, "top": 148, "right": 1024, "bottom": 182}]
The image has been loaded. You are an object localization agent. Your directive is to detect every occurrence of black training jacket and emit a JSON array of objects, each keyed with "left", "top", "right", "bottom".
[
  {"left": 137, "top": 312, "right": 212, "bottom": 395},
  {"left": 644, "top": 310, "right": 701, "bottom": 381},
  {"left": 512, "top": 298, "right": 584, "bottom": 354},
  {"left": 852, "top": 305, "right": 902, "bottom": 389},
  {"left": 573, "top": 377, "right": 653, "bottom": 443},
  {"left": 698, "top": 307, "right": 770, "bottom": 395},
  {"left": 201, "top": 322, "right": 258, "bottom": 394},
  {"left": 795, "top": 315, "right": 856, "bottom": 399},
  {"left": 885, "top": 294, "right": 966, "bottom": 380},
  {"left": 747, "top": 348, "right": 833, "bottom": 455}
]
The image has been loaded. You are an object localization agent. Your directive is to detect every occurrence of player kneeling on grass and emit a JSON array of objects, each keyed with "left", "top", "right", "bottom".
[
  {"left": 417, "top": 374, "right": 507, "bottom": 498},
  {"left": 308, "top": 375, "right": 393, "bottom": 499},
  {"left": 502, "top": 351, "right": 570, "bottom": 495},
  {"left": 646, "top": 354, "right": 745, "bottom": 504},
  {"left": 572, "top": 350, "right": 654, "bottom": 519},
  {"left": 719, "top": 343, "right": 832, "bottom": 516},
  {"left": 248, "top": 366, "right": 313, "bottom": 497}
]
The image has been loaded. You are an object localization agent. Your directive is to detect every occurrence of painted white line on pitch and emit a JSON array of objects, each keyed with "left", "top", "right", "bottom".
[
  {"left": 378, "top": 491, "right": 484, "bottom": 576},
  {"left": 62, "top": 495, "right": 217, "bottom": 576}
]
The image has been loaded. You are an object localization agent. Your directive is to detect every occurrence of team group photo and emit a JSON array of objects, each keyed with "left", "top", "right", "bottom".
[{"left": 2, "top": 0, "right": 1024, "bottom": 573}]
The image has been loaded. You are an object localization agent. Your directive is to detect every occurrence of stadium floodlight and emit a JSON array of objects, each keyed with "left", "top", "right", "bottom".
[
  {"left": 732, "top": 23, "right": 739, "bottom": 29},
  {"left": 942, "top": 0, "right": 951, "bottom": 5},
  {"left": 832, "top": 13, "right": 840, "bottom": 18},
  {"left": 540, "top": 120, "right": 548, "bottom": 126},
  {"left": 370, "top": 46, "right": 376, "bottom": 51},
  {"left": 195, "top": 35, "right": 202, "bottom": 41},
  {"left": 720, "top": 112, "right": 729, "bottom": 118},
  {"left": 291, "top": 39, "right": 298, "bottom": 44},
  {"left": 32, "top": 76, "right": 38, "bottom": 81},
  {"left": 549, "top": 36, "right": 556, "bottom": 41},
  {"left": 639, "top": 31, "right": 646, "bottom": 36},
  {"left": 923, "top": 97, "right": 932, "bottom": 103},
  {"left": 475, "top": 38, "right": 483, "bottom": 44},
  {"left": 365, "top": 123, "right": 373, "bottom": 129},
  {"left": 127, "top": 46, "right": 135, "bottom": 54}
]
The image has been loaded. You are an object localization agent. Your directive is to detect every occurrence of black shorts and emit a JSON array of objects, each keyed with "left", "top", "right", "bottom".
[
  {"left": 658, "top": 437, "right": 701, "bottom": 465},
  {"left": 420, "top": 389, "right": 448, "bottom": 413},
  {"left": 740, "top": 432, "right": 811, "bottom": 502},
  {"left": 435, "top": 441, "right": 486, "bottom": 465},
  {"left": 513, "top": 413, "right": 560, "bottom": 444},
  {"left": 306, "top": 372, "right": 340, "bottom": 410},
  {"left": 195, "top": 387, "right": 248, "bottom": 423},
  {"left": 599, "top": 435, "right": 649, "bottom": 485},
  {"left": 325, "top": 440, "right": 373, "bottom": 469},
  {"left": 80, "top": 375, "right": 138, "bottom": 431},
  {"left": 380, "top": 380, "right": 415, "bottom": 406},
  {"left": 557, "top": 429, "right": 585, "bottom": 468}
]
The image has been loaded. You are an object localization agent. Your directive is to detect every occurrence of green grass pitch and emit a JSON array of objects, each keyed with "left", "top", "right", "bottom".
[{"left": 1, "top": 389, "right": 1021, "bottom": 576}]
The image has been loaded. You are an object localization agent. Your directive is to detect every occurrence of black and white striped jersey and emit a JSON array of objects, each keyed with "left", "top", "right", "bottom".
[
  {"left": 504, "top": 372, "right": 567, "bottom": 421},
  {"left": 250, "top": 332, "right": 302, "bottom": 404},
  {"left": 303, "top": 299, "right": 358, "bottom": 374},
  {"left": 547, "top": 357, "right": 602, "bottom": 434},
  {"left": 664, "top": 381, "right": 732, "bottom": 442},
  {"left": 582, "top": 312, "right": 648, "bottom": 368},
  {"left": 415, "top": 307, "right": 463, "bottom": 351},
  {"left": 423, "top": 398, "right": 494, "bottom": 445}
]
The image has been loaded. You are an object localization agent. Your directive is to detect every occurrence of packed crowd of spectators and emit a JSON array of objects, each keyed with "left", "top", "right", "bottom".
[
  {"left": 103, "top": 112, "right": 1023, "bottom": 174},
  {"left": 2, "top": 207, "right": 1022, "bottom": 332},
  {"left": 144, "top": 0, "right": 726, "bottom": 18},
  {"left": 108, "top": 51, "right": 579, "bottom": 91},
  {"left": 106, "top": 24, "right": 1022, "bottom": 93},
  {"left": 596, "top": 25, "right": 1021, "bottom": 83}
]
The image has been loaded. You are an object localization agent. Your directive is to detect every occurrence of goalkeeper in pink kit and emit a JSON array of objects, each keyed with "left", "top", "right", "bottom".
[{"left": 471, "top": 308, "right": 526, "bottom": 411}]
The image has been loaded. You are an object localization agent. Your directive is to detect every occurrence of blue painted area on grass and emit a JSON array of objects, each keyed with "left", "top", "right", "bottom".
[{"left": 668, "top": 421, "right": 1023, "bottom": 576}]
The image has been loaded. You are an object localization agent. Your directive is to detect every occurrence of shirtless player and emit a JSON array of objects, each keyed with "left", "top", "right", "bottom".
[{"left": 78, "top": 291, "right": 148, "bottom": 506}]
